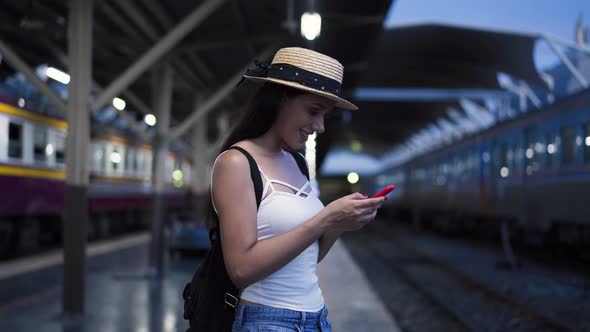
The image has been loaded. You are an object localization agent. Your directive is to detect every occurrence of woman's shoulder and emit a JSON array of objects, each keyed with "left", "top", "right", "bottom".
[{"left": 214, "top": 148, "right": 250, "bottom": 171}]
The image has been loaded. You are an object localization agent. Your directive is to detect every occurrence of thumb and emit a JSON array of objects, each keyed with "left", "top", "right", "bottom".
[{"left": 350, "top": 192, "right": 368, "bottom": 200}]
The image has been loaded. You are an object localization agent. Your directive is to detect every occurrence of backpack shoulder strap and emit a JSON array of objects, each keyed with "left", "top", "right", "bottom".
[
  {"left": 285, "top": 149, "right": 310, "bottom": 180},
  {"left": 227, "top": 146, "right": 263, "bottom": 208}
]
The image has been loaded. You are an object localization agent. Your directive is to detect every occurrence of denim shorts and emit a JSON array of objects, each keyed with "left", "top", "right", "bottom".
[{"left": 231, "top": 303, "right": 332, "bottom": 332}]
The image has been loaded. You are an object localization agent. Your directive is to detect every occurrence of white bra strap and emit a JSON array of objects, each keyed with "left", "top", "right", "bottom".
[{"left": 295, "top": 181, "right": 310, "bottom": 196}]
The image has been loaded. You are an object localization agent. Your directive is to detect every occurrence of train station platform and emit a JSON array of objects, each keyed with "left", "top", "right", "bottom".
[{"left": 0, "top": 233, "right": 401, "bottom": 332}]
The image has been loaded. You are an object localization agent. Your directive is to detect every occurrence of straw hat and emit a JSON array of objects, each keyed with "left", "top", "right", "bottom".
[{"left": 242, "top": 47, "right": 358, "bottom": 110}]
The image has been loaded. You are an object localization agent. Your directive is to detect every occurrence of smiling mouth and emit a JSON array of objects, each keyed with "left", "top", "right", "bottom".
[{"left": 300, "top": 129, "right": 312, "bottom": 140}]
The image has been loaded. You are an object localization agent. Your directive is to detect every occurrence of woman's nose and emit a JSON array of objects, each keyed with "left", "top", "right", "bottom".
[{"left": 312, "top": 118, "right": 325, "bottom": 134}]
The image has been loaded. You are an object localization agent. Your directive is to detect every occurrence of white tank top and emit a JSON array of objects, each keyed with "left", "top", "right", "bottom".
[{"left": 211, "top": 150, "right": 326, "bottom": 312}]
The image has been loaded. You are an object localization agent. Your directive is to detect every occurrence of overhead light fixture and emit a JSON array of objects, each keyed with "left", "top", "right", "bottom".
[
  {"left": 110, "top": 151, "right": 121, "bottom": 164},
  {"left": 347, "top": 172, "right": 359, "bottom": 184},
  {"left": 144, "top": 114, "right": 157, "bottom": 126},
  {"left": 301, "top": 12, "right": 321, "bottom": 41},
  {"left": 46, "top": 67, "right": 70, "bottom": 84},
  {"left": 112, "top": 97, "right": 126, "bottom": 111},
  {"left": 172, "top": 169, "right": 183, "bottom": 181},
  {"left": 350, "top": 140, "right": 362, "bottom": 153}
]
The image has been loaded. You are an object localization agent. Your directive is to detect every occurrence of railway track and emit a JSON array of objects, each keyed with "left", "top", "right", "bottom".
[{"left": 344, "top": 222, "right": 577, "bottom": 332}]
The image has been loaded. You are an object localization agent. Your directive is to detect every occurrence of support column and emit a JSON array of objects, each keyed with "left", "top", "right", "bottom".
[
  {"left": 148, "top": 65, "right": 173, "bottom": 277},
  {"left": 63, "top": 0, "right": 93, "bottom": 316},
  {"left": 92, "top": 0, "right": 227, "bottom": 112},
  {"left": 191, "top": 115, "right": 210, "bottom": 225}
]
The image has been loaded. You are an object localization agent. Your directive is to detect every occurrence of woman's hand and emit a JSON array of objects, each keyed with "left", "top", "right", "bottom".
[{"left": 320, "top": 193, "right": 385, "bottom": 232}]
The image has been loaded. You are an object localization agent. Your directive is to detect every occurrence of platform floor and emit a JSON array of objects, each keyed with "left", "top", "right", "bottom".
[
  {"left": 0, "top": 234, "right": 400, "bottom": 332},
  {"left": 319, "top": 240, "right": 401, "bottom": 332}
]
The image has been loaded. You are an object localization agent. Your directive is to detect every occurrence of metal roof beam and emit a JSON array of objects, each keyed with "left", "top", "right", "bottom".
[
  {"left": 0, "top": 40, "right": 67, "bottom": 114},
  {"left": 140, "top": 0, "right": 174, "bottom": 28},
  {"left": 136, "top": 1, "right": 220, "bottom": 89},
  {"left": 542, "top": 35, "right": 588, "bottom": 89},
  {"left": 39, "top": 38, "right": 151, "bottom": 139},
  {"left": 353, "top": 87, "right": 510, "bottom": 101},
  {"left": 166, "top": 45, "right": 276, "bottom": 142},
  {"left": 98, "top": 0, "right": 207, "bottom": 91},
  {"left": 176, "top": 33, "right": 286, "bottom": 54},
  {"left": 230, "top": 1, "right": 256, "bottom": 58},
  {"left": 92, "top": 0, "right": 227, "bottom": 112}
]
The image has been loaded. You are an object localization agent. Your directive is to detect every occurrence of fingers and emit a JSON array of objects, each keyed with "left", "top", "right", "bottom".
[
  {"left": 355, "top": 196, "right": 386, "bottom": 208},
  {"left": 349, "top": 192, "right": 367, "bottom": 200}
]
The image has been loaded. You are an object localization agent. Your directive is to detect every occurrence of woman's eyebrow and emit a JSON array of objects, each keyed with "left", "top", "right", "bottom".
[{"left": 310, "top": 102, "right": 329, "bottom": 109}]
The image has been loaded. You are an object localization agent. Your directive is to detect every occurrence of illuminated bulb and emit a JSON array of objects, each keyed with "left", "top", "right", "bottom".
[
  {"left": 347, "top": 172, "right": 359, "bottom": 184},
  {"left": 144, "top": 114, "right": 156, "bottom": 126},
  {"left": 110, "top": 152, "right": 121, "bottom": 164},
  {"left": 112, "top": 97, "right": 126, "bottom": 111},
  {"left": 46, "top": 67, "right": 70, "bottom": 84},
  {"left": 500, "top": 167, "right": 509, "bottom": 178},
  {"left": 172, "top": 169, "right": 183, "bottom": 181},
  {"left": 301, "top": 12, "right": 321, "bottom": 40},
  {"left": 351, "top": 140, "right": 362, "bottom": 153},
  {"left": 45, "top": 144, "right": 54, "bottom": 155}
]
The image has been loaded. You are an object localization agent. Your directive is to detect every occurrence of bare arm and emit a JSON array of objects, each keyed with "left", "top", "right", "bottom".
[
  {"left": 317, "top": 230, "right": 343, "bottom": 263},
  {"left": 213, "top": 151, "right": 385, "bottom": 289},
  {"left": 213, "top": 151, "right": 329, "bottom": 289}
]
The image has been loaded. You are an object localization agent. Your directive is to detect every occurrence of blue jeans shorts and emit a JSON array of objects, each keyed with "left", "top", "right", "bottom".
[{"left": 231, "top": 303, "right": 332, "bottom": 332}]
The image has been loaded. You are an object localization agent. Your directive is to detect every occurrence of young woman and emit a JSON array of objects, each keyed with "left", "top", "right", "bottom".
[{"left": 211, "top": 47, "right": 385, "bottom": 332}]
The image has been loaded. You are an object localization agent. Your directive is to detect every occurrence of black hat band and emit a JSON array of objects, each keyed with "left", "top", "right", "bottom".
[{"left": 244, "top": 62, "right": 342, "bottom": 96}]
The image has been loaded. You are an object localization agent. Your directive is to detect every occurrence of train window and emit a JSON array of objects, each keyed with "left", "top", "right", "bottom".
[
  {"left": 585, "top": 123, "right": 590, "bottom": 163},
  {"left": 471, "top": 151, "right": 479, "bottom": 178},
  {"left": 126, "top": 148, "right": 135, "bottom": 173},
  {"left": 111, "top": 148, "right": 121, "bottom": 171},
  {"left": 133, "top": 151, "right": 139, "bottom": 172},
  {"left": 454, "top": 156, "right": 462, "bottom": 180},
  {"left": 545, "top": 133, "right": 558, "bottom": 169},
  {"left": 92, "top": 144, "right": 104, "bottom": 172},
  {"left": 33, "top": 126, "right": 48, "bottom": 163},
  {"left": 55, "top": 133, "right": 65, "bottom": 164},
  {"left": 561, "top": 127, "right": 575, "bottom": 166},
  {"left": 512, "top": 143, "right": 522, "bottom": 173},
  {"left": 8, "top": 122, "right": 23, "bottom": 159},
  {"left": 507, "top": 144, "right": 514, "bottom": 170},
  {"left": 135, "top": 151, "right": 143, "bottom": 174},
  {"left": 525, "top": 130, "right": 540, "bottom": 174},
  {"left": 499, "top": 143, "right": 508, "bottom": 176}
]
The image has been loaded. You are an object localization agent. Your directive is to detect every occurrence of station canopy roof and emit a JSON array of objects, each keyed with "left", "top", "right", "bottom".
[
  {"left": 0, "top": 1, "right": 548, "bottom": 165},
  {"left": 0, "top": 0, "right": 392, "bottom": 166},
  {"left": 345, "top": 23, "right": 547, "bottom": 155}
]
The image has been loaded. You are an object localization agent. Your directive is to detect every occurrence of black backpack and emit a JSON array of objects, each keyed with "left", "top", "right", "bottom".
[{"left": 183, "top": 146, "right": 309, "bottom": 332}]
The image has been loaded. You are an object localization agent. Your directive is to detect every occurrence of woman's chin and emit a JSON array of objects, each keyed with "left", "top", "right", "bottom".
[{"left": 285, "top": 140, "right": 305, "bottom": 151}]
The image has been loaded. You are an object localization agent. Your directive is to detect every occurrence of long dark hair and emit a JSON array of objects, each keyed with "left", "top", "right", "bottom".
[
  {"left": 218, "top": 83, "right": 306, "bottom": 153},
  {"left": 206, "top": 83, "right": 306, "bottom": 231}
]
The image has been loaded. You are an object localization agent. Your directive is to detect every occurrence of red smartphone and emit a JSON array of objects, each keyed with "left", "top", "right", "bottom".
[{"left": 372, "top": 185, "right": 395, "bottom": 198}]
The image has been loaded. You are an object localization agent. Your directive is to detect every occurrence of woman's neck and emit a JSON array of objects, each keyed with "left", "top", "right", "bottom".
[{"left": 249, "top": 130, "right": 285, "bottom": 158}]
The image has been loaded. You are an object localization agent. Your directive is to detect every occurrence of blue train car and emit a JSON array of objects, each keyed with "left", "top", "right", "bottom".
[{"left": 374, "top": 88, "right": 590, "bottom": 247}]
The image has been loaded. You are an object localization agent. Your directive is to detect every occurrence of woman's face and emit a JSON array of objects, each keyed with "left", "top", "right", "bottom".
[{"left": 274, "top": 93, "right": 335, "bottom": 150}]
